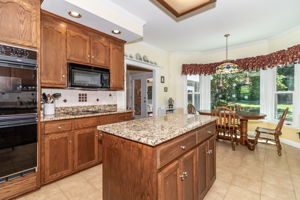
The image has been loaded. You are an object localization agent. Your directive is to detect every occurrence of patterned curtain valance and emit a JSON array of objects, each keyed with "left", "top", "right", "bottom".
[{"left": 182, "top": 44, "right": 300, "bottom": 75}]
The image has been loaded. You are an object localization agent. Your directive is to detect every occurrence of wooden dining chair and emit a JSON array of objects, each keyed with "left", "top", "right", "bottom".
[
  {"left": 254, "top": 108, "right": 289, "bottom": 156},
  {"left": 212, "top": 106, "right": 239, "bottom": 150},
  {"left": 228, "top": 103, "right": 243, "bottom": 112},
  {"left": 187, "top": 104, "right": 196, "bottom": 114}
]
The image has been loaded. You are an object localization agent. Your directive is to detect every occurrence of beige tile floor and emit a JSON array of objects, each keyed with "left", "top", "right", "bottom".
[{"left": 17, "top": 141, "right": 300, "bottom": 200}]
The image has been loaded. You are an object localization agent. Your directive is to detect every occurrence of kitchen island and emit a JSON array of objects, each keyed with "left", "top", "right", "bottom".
[{"left": 97, "top": 113, "right": 217, "bottom": 200}]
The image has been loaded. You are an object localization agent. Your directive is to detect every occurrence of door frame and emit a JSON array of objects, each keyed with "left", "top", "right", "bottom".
[
  {"left": 131, "top": 72, "right": 153, "bottom": 118},
  {"left": 125, "top": 58, "right": 159, "bottom": 116}
]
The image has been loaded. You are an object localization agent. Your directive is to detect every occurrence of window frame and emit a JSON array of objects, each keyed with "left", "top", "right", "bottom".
[{"left": 187, "top": 75, "right": 201, "bottom": 110}]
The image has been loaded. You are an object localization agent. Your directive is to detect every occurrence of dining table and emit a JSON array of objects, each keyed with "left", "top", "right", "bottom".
[{"left": 198, "top": 110, "right": 267, "bottom": 150}]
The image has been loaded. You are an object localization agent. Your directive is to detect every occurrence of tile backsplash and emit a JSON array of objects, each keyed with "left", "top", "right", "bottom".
[{"left": 42, "top": 88, "right": 125, "bottom": 108}]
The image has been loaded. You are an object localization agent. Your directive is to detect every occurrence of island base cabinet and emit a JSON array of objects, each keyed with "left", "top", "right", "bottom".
[
  {"left": 44, "top": 132, "right": 73, "bottom": 183},
  {"left": 158, "top": 149, "right": 197, "bottom": 200},
  {"left": 102, "top": 121, "right": 217, "bottom": 200}
]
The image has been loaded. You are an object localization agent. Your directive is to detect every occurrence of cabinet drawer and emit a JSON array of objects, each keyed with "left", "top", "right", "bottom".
[
  {"left": 157, "top": 132, "right": 197, "bottom": 169},
  {"left": 197, "top": 123, "right": 216, "bottom": 144},
  {"left": 73, "top": 117, "right": 98, "bottom": 129},
  {"left": 44, "top": 120, "right": 72, "bottom": 134}
]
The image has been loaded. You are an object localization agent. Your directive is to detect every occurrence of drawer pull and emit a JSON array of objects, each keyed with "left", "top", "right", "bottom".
[
  {"left": 69, "top": 140, "right": 72, "bottom": 144},
  {"left": 58, "top": 126, "right": 62, "bottom": 129},
  {"left": 180, "top": 145, "right": 186, "bottom": 150},
  {"left": 207, "top": 130, "right": 213, "bottom": 134}
]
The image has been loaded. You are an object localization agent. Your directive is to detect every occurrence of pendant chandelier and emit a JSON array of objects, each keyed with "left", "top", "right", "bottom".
[{"left": 216, "top": 34, "right": 239, "bottom": 74}]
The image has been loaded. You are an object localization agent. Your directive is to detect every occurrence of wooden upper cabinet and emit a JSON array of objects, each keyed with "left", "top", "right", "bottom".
[
  {"left": 41, "top": 14, "right": 67, "bottom": 87},
  {"left": 90, "top": 34, "right": 110, "bottom": 68},
  {"left": 110, "top": 40, "right": 124, "bottom": 90},
  {"left": 44, "top": 132, "right": 73, "bottom": 183},
  {"left": 73, "top": 128, "right": 98, "bottom": 171},
  {"left": 158, "top": 160, "right": 182, "bottom": 200},
  {"left": 67, "top": 27, "right": 90, "bottom": 63},
  {"left": 181, "top": 149, "right": 197, "bottom": 200},
  {"left": 0, "top": 0, "right": 39, "bottom": 48}
]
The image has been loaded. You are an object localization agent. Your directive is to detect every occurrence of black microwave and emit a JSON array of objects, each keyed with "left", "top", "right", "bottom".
[{"left": 68, "top": 63, "right": 110, "bottom": 89}]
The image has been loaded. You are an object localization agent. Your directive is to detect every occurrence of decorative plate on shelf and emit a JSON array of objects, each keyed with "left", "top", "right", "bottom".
[
  {"left": 143, "top": 55, "right": 149, "bottom": 62},
  {"left": 135, "top": 53, "right": 142, "bottom": 61}
]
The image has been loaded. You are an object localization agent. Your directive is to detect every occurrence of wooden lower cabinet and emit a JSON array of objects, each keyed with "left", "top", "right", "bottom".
[
  {"left": 207, "top": 136, "right": 216, "bottom": 188},
  {"left": 44, "top": 132, "right": 73, "bottom": 183},
  {"left": 102, "top": 121, "right": 217, "bottom": 200},
  {"left": 74, "top": 128, "right": 98, "bottom": 171},
  {"left": 158, "top": 160, "right": 181, "bottom": 200},
  {"left": 197, "top": 142, "right": 208, "bottom": 199},
  {"left": 158, "top": 149, "right": 197, "bottom": 200},
  {"left": 42, "top": 112, "right": 133, "bottom": 184}
]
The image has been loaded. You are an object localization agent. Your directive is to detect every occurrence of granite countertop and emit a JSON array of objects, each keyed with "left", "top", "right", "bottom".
[
  {"left": 97, "top": 113, "right": 217, "bottom": 146},
  {"left": 41, "top": 109, "right": 132, "bottom": 122}
]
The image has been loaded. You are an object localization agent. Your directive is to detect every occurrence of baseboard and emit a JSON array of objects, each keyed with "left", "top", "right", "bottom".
[{"left": 280, "top": 138, "right": 300, "bottom": 149}]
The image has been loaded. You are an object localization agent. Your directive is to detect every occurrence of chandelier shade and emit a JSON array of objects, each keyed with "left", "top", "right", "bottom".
[{"left": 216, "top": 34, "right": 239, "bottom": 74}]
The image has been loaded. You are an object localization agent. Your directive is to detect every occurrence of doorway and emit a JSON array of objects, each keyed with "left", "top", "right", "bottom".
[{"left": 126, "top": 64, "right": 154, "bottom": 118}]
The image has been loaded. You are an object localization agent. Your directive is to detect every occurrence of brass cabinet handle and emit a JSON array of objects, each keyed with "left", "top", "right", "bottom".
[
  {"left": 207, "top": 150, "right": 213, "bottom": 155},
  {"left": 179, "top": 174, "right": 185, "bottom": 181},
  {"left": 183, "top": 171, "right": 188, "bottom": 177},
  {"left": 180, "top": 145, "right": 186, "bottom": 150}
]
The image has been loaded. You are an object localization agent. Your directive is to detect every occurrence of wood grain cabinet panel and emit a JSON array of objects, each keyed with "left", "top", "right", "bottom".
[
  {"left": 207, "top": 136, "right": 216, "bottom": 188},
  {"left": 41, "top": 14, "right": 67, "bottom": 87},
  {"left": 67, "top": 27, "right": 90, "bottom": 63},
  {"left": 0, "top": 0, "right": 39, "bottom": 48},
  {"left": 158, "top": 160, "right": 182, "bottom": 200},
  {"left": 44, "top": 132, "right": 73, "bottom": 183},
  {"left": 197, "top": 142, "right": 208, "bottom": 199},
  {"left": 181, "top": 149, "right": 197, "bottom": 200},
  {"left": 110, "top": 40, "right": 124, "bottom": 90},
  {"left": 74, "top": 128, "right": 98, "bottom": 171},
  {"left": 90, "top": 34, "right": 110, "bottom": 67}
]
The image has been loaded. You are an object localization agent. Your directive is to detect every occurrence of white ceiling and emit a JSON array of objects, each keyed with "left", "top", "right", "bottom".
[
  {"left": 110, "top": 0, "right": 300, "bottom": 52},
  {"left": 41, "top": 0, "right": 144, "bottom": 42}
]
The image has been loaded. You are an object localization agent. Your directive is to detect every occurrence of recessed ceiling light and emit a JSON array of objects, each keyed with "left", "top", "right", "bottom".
[
  {"left": 68, "top": 11, "right": 81, "bottom": 18},
  {"left": 112, "top": 29, "right": 121, "bottom": 34}
]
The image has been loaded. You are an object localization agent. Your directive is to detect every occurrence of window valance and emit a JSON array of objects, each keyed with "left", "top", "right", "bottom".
[{"left": 182, "top": 44, "right": 300, "bottom": 75}]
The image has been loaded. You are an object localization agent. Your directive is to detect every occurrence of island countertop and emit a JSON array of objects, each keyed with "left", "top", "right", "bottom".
[{"left": 97, "top": 113, "right": 217, "bottom": 146}]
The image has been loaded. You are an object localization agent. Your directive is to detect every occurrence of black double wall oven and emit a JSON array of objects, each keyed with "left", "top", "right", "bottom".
[{"left": 0, "top": 44, "right": 38, "bottom": 183}]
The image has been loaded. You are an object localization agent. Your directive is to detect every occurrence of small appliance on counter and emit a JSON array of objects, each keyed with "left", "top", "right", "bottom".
[{"left": 0, "top": 44, "right": 38, "bottom": 182}]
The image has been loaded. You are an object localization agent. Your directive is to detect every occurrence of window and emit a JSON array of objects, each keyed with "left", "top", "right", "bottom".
[
  {"left": 275, "top": 64, "right": 294, "bottom": 121},
  {"left": 187, "top": 75, "right": 200, "bottom": 110},
  {"left": 211, "top": 71, "right": 260, "bottom": 112}
]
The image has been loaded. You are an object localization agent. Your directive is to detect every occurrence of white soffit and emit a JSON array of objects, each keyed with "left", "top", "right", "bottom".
[{"left": 41, "top": 0, "right": 145, "bottom": 42}]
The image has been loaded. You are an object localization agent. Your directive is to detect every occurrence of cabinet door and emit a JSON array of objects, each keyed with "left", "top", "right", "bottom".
[
  {"left": 74, "top": 128, "right": 98, "bottom": 171},
  {"left": 0, "top": 0, "right": 39, "bottom": 48},
  {"left": 90, "top": 34, "right": 110, "bottom": 67},
  {"left": 41, "top": 14, "right": 67, "bottom": 87},
  {"left": 158, "top": 160, "right": 182, "bottom": 200},
  {"left": 44, "top": 132, "right": 73, "bottom": 183},
  {"left": 67, "top": 27, "right": 90, "bottom": 63},
  {"left": 207, "top": 136, "right": 216, "bottom": 188},
  {"left": 110, "top": 40, "right": 124, "bottom": 90},
  {"left": 197, "top": 142, "right": 208, "bottom": 199},
  {"left": 181, "top": 149, "right": 197, "bottom": 200}
]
